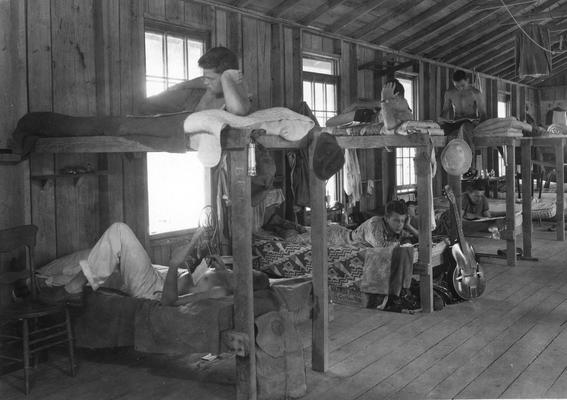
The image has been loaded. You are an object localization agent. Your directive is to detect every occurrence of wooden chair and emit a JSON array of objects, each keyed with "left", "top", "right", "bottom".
[{"left": 0, "top": 225, "right": 76, "bottom": 394}]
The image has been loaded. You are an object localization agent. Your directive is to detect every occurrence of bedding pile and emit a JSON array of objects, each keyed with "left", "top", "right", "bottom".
[{"left": 473, "top": 117, "right": 532, "bottom": 137}]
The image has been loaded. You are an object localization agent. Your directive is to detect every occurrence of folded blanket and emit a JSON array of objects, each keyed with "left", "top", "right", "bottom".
[
  {"left": 184, "top": 107, "right": 314, "bottom": 167},
  {"left": 396, "top": 120, "right": 441, "bottom": 135}
]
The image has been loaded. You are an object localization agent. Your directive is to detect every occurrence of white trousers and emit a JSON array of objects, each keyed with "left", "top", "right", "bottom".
[{"left": 81, "top": 222, "right": 164, "bottom": 299}]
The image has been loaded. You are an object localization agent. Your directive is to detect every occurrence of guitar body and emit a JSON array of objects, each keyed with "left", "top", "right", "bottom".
[
  {"left": 451, "top": 242, "right": 486, "bottom": 299},
  {"left": 444, "top": 185, "right": 487, "bottom": 300}
]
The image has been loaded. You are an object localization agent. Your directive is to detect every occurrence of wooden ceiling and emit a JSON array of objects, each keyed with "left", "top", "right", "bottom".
[{"left": 213, "top": 0, "right": 567, "bottom": 86}]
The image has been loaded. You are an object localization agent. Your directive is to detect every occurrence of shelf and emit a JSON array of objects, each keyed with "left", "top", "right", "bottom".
[
  {"left": 31, "top": 171, "right": 109, "bottom": 188},
  {"left": 0, "top": 153, "right": 22, "bottom": 165}
]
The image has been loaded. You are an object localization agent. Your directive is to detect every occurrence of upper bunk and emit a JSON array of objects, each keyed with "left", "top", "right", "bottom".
[{"left": 31, "top": 128, "right": 447, "bottom": 154}]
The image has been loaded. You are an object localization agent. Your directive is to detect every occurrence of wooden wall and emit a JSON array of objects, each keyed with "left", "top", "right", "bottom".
[
  {"left": 538, "top": 73, "right": 567, "bottom": 125},
  {"left": 0, "top": 0, "right": 539, "bottom": 280}
]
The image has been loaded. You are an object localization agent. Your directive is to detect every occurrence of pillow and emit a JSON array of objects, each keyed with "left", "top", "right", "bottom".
[
  {"left": 185, "top": 107, "right": 314, "bottom": 167},
  {"left": 36, "top": 249, "right": 90, "bottom": 286}
]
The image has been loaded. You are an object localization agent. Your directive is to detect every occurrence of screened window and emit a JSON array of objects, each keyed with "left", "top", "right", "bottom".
[
  {"left": 395, "top": 76, "right": 417, "bottom": 193},
  {"left": 497, "top": 94, "right": 510, "bottom": 175},
  {"left": 302, "top": 56, "right": 339, "bottom": 204},
  {"left": 145, "top": 30, "right": 207, "bottom": 235}
]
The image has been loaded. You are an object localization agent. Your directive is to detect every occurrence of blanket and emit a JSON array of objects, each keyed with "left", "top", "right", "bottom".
[{"left": 184, "top": 107, "right": 314, "bottom": 167}]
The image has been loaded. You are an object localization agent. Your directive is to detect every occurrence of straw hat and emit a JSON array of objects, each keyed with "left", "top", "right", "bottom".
[{"left": 440, "top": 138, "right": 472, "bottom": 176}]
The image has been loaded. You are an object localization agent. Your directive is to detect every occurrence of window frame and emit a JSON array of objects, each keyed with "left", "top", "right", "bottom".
[
  {"left": 394, "top": 72, "right": 418, "bottom": 196},
  {"left": 301, "top": 54, "right": 341, "bottom": 205},
  {"left": 144, "top": 23, "right": 211, "bottom": 238}
]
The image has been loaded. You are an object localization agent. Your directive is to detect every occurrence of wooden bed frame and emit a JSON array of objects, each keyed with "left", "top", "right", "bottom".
[{"left": 33, "top": 128, "right": 447, "bottom": 399}]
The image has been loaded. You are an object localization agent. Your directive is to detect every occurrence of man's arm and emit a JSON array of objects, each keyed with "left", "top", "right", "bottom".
[
  {"left": 221, "top": 70, "right": 251, "bottom": 116},
  {"left": 161, "top": 228, "right": 205, "bottom": 306},
  {"left": 404, "top": 217, "right": 419, "bottom": 238},
  {"left": 440, "top": 90, "right": 454, "bottom": 120}
]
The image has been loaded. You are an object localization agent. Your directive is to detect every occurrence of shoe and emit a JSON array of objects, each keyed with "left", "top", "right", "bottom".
[{"left": 400, "top": 288, "right": 420, "bottom": 310}]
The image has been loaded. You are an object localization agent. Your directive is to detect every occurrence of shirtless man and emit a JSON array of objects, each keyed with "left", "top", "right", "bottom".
[
  {"left": 441, "top": 70, "right": 486, "bottom": 122},
  {"left": 139, "top": 46, "right": 250, "bottom": 116},
  {"left": 440, "top": 70, "right": 486, "bottom": 171}
]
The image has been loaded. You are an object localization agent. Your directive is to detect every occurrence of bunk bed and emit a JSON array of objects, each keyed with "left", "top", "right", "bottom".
[{"left": 28, "top": 124, "right": 447, "bottom": 399}]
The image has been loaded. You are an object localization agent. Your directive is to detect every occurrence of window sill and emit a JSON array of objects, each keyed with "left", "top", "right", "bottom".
[{"left": 149, "top": 228, "right": 200, "bottom": 246}]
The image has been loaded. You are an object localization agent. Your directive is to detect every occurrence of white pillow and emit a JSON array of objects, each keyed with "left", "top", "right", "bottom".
[{"left": 36, "top": 249, "right": 90, "bottom": 286}]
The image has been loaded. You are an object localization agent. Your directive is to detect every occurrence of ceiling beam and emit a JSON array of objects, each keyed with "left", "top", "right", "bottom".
[
  {"left": 549, "top": 22, "right": 567, "bottom": 31},
  {"left": 298, "top": 0, "right": 349, "bottom": 26},
  {"left": 325, "top": 0, "right": 388, "bottom": 33},
  {"left": 503, "top": 13, "right": 567, "bottom": 24},
  {"left": 476, "top": 49, "right": 515, "bottom": 73},
  {"left": 451, "top": 38, "right": 514, "bottom": 69},
  {"left": 392, "top": 3, "right": 477, "bottom": 51},
  {"left": 433, "top": 0, "right": 557, "bottom": 60},
  {"left": 408, "top": 8, "right": 506, "bottom": 55},
  {"left": 473, "top": 0, "right": 538, "bottom": 11},
  {"left": 368, "top": 0, "right": 458, "bottom": 44},
  {"left": 351, "top": 1, "right": 425, "bottom": 40},
  {"left": 232, "top": 0, "right": 253, "bottom": 8},
  {"left": 482, "top": 55, "right": 515, "bottom": 76},
  {"left": 268, "top": 0, "right": 303, "bottom": 18}
]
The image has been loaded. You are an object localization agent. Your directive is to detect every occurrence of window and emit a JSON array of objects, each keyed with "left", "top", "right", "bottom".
[
  {"left": 145, "top": 30, "right": 207, "bottom": 235},
  {"left": 497, "top": 93, "right": 510, "bottom": 175},
  {"left": 302, "top": 56, "right": 339, "bottom": 204},
  {"left": 395, "top": 76, "right": 417, "bottom": 194}
]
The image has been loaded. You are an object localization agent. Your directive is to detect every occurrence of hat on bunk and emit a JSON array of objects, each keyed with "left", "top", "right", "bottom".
[
  {"left": 440, "top": 138, "right": 472, "bottom": 176},
  {"left": 312, "top": 132, "right": 345, "bottom": 180}
]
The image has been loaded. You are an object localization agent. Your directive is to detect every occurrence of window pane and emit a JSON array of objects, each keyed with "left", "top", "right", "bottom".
[
  {"left": 397, "top": 77, "right": 414, "bottom": 114},
  {"left": 146, "top": 77, "right": 166, "bottom": 97},
  {"left": 303, "top": 81, "right": 313, "bottom": 108},
  {"left": 187, "top": 39, "right": 204, "bottom": 79},
  {"left": 167, "top": 35, "right": 185, "bottom": 79},
  {"left": 326, "top": 84, "right": 336, "bottom": 113},
  {"left": 147, "top": 152, "right": 206, "bottom": 234},
  {"left": 314, "top": 82, "right": 325, "bottom": 112},
  {"left": 145, "top": 32, "right": 164, "bottom": 77},
  {"left": 498, "top": 101, "right": 508, "bottom": 118},
  {"left": 303, "top": 58, "right": 334, "bottom": 75}
]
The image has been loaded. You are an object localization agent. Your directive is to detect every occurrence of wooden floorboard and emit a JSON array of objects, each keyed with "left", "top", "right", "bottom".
[{"left": 2, "top": 223, "right": 567, "bottom": 400}]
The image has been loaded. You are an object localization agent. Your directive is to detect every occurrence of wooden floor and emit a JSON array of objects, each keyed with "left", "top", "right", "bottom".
[{"left": 2, "top": 223, "right": 567, "bottom": 400}]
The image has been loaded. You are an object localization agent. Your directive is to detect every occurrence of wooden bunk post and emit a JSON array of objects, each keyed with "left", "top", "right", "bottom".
[
  {"left": 229, "top": 140, "right": 257, "bottom": 400},
  {"left": 521, "top": 140, "right": 533, "bottom": 257},
  {"left": 309, "top": 130, "right": 328, "bottom": 372},
  {"left": 415, "top": 144, "right": 434, "bottom": 313},
  {"left": 556, "top": 140, "right": 565, "bottom": 241},
  {"left": 505, "top": 144, "right": 517, "bottom": 266}
]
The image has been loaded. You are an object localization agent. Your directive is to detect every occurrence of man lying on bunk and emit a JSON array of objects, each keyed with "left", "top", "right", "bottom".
[
  {"left": 39, "top": 223, "right": 268, "bottom": 306},
  {"left": 462, "top": 181, "right": 491, "bottom": 220},
  {"left": 329, "top": 200, "right": 420, "bottom": 311},
  {"left": 139, "top": 46, "right": 251, "bottom": 116}
]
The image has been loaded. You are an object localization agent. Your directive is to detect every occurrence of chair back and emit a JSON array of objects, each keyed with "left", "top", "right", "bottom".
[{"left": 0, "top": 225, "right": 39, "bottom": 298}]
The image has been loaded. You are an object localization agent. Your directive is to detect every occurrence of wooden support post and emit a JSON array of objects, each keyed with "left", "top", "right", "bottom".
[
  {"left": 229, "top": 147, "right": 256, "bottom": 400},
  {"left": 416, "top": 145, "right": 433, "bottom": 313},
  {"left": 506, "top": 144, "right": 517, "bottom": 266},
  {"left": 556, "top": 140, "right": 565, "bottom": 241},
  {"left": 521, "top": 140, "right": 532, "bottom": 257},
  {"left": 309, "top": 131, "right": 328, "bottom": 372}
]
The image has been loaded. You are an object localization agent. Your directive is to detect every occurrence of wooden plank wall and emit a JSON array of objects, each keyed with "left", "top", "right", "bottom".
[{"left": 0, "top": 0, "right": 539, "bottom": 281}]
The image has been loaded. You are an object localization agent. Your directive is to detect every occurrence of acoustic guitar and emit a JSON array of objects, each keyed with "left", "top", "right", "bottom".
[{"left": 444, "top": 184, "right": 486, "bottom": 299}]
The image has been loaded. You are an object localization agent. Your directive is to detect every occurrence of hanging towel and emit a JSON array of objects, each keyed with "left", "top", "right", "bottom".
[
  {"left": 515, "top": 23, "right": 552, "bottom": 78},
  {"left": 343, "top": 149, "right": 362, "bottom": 205}
]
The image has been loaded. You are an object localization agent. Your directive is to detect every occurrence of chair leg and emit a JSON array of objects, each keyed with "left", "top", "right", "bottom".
[
  {"left": 22, "top": 319, "right": 30, "bottom": 395},
  {"left": 65, "top": 307, "right": 76, "bottom": 377}
]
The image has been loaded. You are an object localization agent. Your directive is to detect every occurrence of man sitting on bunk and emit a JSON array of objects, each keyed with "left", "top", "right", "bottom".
[
  {"left": 440, "top": 70, "right": 486, "bottom": 172},
  {"left": 329, "top": 200, "right": 419, "bottom": 311},
  {"left": 139, "top": 46, "right": 251, "bottom": 116},
  {"left": 39, "top": 223, "right": 269, "bottom": 306},
  {"left": 380, "top": 78, "right": 414, "bottom": 133}
]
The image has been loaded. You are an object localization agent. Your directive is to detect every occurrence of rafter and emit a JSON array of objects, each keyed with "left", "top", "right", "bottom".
[
  {"left": 232, "top": 0, "right": 254, "bottom": 8},
  {"left": 549, "top": 22, "right": 567, "bottom": 32},
  {"left": 351, "top": 1, "right": 425, "bottom": 40},
  {"left": 325, "top": 0, "right": 388, "bottom": 33},
  {"left": 503, "top": 13, "right": 567, "bottom": 24},
  {"left": 392, "top": 2, "right": 477, "bottom": 51},
  {"left": 474, "top": 0, "right": 538, "bottom": 11},
  {"left": 436, "top": 0, "right": 561, "bottom": 62},
  {"left": 368, "top": 0, "right": 457, "bottom": 44},
  {"left": 424, "top": 0, "right": 559, "bottom": 60},
  {"left": 451, "top": 38, "right": 514, "bottom": 69},
  {"left": 268, "top": 0, "right": 303, "bottom": 18},
  {"left": 482, "top": 55, "right": 516, "bottom": 76},
  {"left": 476, "top": 49, "right": 515, "bottom": 73},
  {"left": 299, "top": 0, "right": 349, "bottom": 26}
]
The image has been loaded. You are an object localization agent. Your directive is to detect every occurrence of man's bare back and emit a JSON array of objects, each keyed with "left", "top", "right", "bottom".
[{"left": 443, "top": 87, "right": 485, "bottom": 120}]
